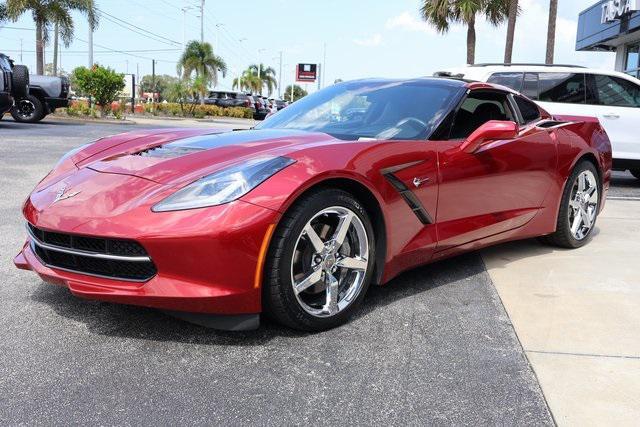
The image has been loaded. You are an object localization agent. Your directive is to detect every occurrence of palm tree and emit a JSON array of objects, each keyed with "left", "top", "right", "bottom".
[
  {"left": 504, "top": 0, "right": 519, "bottom": 63},
  {"left": 545, "top": 0, "right": 558, "bottom": 64},
  {"left": 421, "top": 0, "right": 509, "bottom": 65},
  {"left": 232, "top": 70, "right": 261, "bottom": 94},
  {"left": 248, "top": 63, "right": 277, "bottom": 96},
  {"left": 5, "top": 0, "right": 98, "bottom": 75},
  {"left": 178, "top": 40, "right": 227, "bottom": 104}
]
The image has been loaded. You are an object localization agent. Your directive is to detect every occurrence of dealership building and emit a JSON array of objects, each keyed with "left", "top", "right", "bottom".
[{"left": 578, "top": 0, "right": 640, "bottom": 77}]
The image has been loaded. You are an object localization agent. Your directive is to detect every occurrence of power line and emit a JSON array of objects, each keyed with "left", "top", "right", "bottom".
[{"left": 95, "top": 8, "right": 181, "bottom": 46}]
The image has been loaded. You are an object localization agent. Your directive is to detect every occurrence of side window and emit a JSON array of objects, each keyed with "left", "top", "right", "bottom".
[
  {"left": 514, "top": 96, "right": 541, "bottom": 124},
  {"left": 487, "top": 72, "right": 524, "bottom": 92},
  {"left": 538, "top": 73, "right": 586, "bottom": 104},
  {"left": 592, "top": 74, "right": 640, "bottom": 107},
  {"left": 522, "top": 73, "right": 539, "bottom": 99},
  {"left": 449, "top": 91, "right": 516, "bottom": 140}
]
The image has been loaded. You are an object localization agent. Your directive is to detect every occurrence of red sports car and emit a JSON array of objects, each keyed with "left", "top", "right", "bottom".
[{"left": 14, "top": 78, "right": 612, "bottom": 331}]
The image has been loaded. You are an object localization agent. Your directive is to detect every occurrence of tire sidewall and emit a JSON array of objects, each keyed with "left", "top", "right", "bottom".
[
  {"left": 11, "top": 95, "right": 44, "bottom": 123},
  {"left": 268, "top": 189, "right": 376, "bottom": 331},
  {"left": 559, "top": 161, "right": 601, "bottom": 248}
]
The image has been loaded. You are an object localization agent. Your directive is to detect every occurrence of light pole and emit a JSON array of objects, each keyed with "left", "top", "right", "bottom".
[
  {"left": 237, "top": 38, "right": 247, "bottom": 92},
  {"left": 200, "top": 0, "right": 205, "bottom": 43},
  {"left": 182, "top": 6, "right": 193, "bottom": 50}
]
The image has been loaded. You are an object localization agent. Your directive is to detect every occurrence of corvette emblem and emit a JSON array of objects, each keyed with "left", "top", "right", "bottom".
[{"left": 52, "top": 184, "right": 81, "bottom": 204}]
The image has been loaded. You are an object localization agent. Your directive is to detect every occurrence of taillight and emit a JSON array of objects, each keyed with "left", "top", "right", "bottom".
[{"left": 245, "top": 99, "right": 251, "bottom": 107}]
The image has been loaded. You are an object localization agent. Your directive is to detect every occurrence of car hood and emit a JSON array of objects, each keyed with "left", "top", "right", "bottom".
[{"left": 77, "top": 128, "right": 338, "bottom": 185}]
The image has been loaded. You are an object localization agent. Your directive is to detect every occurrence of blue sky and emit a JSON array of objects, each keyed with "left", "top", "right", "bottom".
[{"left": 0, "top": 0, "right": 614, "bottom": 97}]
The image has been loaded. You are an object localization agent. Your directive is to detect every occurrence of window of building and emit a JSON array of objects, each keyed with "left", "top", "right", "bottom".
[{"left": 625, "top": 44, "right": 640, "bottom": 78}]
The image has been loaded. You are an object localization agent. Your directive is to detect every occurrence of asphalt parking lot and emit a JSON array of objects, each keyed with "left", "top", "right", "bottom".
[{"left": 1, "top": 118, "right": 638, "bottom": 424}]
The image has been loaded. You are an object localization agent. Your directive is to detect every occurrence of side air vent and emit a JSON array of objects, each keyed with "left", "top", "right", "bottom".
[{"left": 383, "top": 173, "right": 433, "bottom": 224}]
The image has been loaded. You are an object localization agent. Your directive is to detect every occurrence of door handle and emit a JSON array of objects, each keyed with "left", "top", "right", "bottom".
[{"left": 603, "top": 113, "right": 620, "bottom": 119}]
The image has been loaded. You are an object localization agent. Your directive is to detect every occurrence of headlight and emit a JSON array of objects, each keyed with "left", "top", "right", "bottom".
[{"left": 152, "top": 156, "right": 295, "bottom": 212}]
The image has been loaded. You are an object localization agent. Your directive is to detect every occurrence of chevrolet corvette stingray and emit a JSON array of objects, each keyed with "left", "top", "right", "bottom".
[{"left": 14, "top": 78, "right": 612, "bottom": 331}]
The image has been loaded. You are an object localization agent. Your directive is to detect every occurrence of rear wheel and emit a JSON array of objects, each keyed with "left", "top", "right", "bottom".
[
  {"left": 631, "top": 169, "right": 640, "bottom": 180},
  {"left": 544, "top": 161, "right": 600, "bottom": 248},
  {"left": 263, "top": 188, "right": 375, "bottom": 331},
  {"left": 11, "top": 95, "right": 44, "bottom": 123}
]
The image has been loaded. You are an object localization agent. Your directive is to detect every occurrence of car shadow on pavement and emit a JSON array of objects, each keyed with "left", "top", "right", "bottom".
[{"left": 28, "top": 252, "right": 484, "bottom": 346}]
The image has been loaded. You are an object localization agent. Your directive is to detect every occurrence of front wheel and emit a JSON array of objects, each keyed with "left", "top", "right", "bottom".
[
  {"left": 544, "top": 161, "right": 600, "bottom": 248},
  {"left": 11, "top": 95, "right": 45, "bottom": 123},
  {"left": 263, "top": 188, "right": 375, "bottom": 331}
]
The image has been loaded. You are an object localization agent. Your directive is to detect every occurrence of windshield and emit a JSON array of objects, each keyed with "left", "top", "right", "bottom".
[{"left": 255, "top": 79, "right": 464, "bottom": 140}]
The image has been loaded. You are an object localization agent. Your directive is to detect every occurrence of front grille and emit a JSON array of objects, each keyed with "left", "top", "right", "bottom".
[{"left": 28, "top": 224, "right": 157, "bottom": 282}]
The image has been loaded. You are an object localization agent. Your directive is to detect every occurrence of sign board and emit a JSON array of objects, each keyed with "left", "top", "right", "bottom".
[
  {"left": 120, "top": 74, "right": 135, "bottom": 98},
  {"left": 601, "top": 0, "right": 640, "bottom": 23},
  {"left": 296, "top": 63, "right": 317, "bottom": 83}
]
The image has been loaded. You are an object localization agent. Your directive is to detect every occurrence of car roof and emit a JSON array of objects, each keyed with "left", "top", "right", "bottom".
[{"left": 439, "top": 64, "right": 640, "bottom": 83}]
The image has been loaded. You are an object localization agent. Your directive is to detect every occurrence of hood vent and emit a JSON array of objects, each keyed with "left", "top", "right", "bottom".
[{"left": 133, "top": 145, "right": 205, "bottom": 158}]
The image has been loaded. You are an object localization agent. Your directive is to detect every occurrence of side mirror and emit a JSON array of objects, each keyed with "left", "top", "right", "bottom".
[{"left": 460, "top": 120, "right": 519, "bottom": 154}]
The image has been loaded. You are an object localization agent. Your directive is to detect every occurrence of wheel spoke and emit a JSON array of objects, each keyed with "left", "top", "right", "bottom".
[
  {"left": 294, "top": 266, "right": 323, "bottom": 295},
  {"left": 581, "top": 208, "right": 592, "bottom": 229},
  {"left": 331, "top": 212, "right": 354, "bottom": 246},
  {"left": 336, "top": 256, "right": 368, "bottom": 271},
  {"left": 571, "top": 210, "right": 583, "bottom": 235},
  {"left": 578, "top": 173, "right": 586, "bottom": 192},
  {"left": 303, "top": 224, "right": 325, "bottom": 253},
  {"left": 569, "top": 199, "right": 580, "bottom": 210},
  {"left": 322, "top": 273, "right": 339, "bottom": 315}
]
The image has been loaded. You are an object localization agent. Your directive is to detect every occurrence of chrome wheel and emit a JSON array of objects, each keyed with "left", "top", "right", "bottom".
[
  {"left": 290, "top": 206, "right": 369, "bottom": 317},
  {"left": 568, "top": 170, "right": 598, "bottom": 241}
]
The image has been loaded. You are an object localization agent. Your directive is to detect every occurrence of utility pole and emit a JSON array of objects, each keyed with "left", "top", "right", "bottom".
[
  {"left": 19, "top": 39, "right": 23, "bottom": 63},
  {"left": 151, "top": 59, "right": 156, "bottom": 112},
  {"left": 278, "top": 51, "right": 283, "bottom": 99},
  {"left": 200, "top": 0, "right": 205, "bottom": 43},
  {"left": 88, "top": 24, "right": 93, "bottom": 68},
  {"left": 182, "top": 6, "right": 193, "bottom": 50},
  {"left": 322, "top": 43, "right": 327, "bottom": 88}
]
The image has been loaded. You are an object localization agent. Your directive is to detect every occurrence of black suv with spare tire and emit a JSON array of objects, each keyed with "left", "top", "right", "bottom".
[{"left": 0, "top": 53, "right": 29, "bottom": 118}]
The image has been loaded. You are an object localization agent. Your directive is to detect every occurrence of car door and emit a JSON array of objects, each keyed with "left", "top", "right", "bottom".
[
  {"left": 434, "top": 89, "right": 557, "bottom": 253},
  {"left": 585, "top": 73, "right": 640, "bottom": 161}
]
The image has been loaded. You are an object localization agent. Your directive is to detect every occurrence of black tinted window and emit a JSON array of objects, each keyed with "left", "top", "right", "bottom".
[
  {"left": 522, "top": 73, "right": 539, "bottom": 99},
  {"left": 487, "top": 72, "right": 523, "bottom": 91},
  {"left": 592, "top": 74, "right": 640, "bottom": 107},
  {"left": 514, "top": 96, "right": 540, "bottom": 123},
  {"left": 538, "top": 73, "right": 586, "bottom": 104}
]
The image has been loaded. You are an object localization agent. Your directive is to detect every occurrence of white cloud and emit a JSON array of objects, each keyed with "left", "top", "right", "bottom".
[
  {"left": 385, "top": 11, "right": 436, "bottom": 34},
  {"left": 353, "top": 33, "right": 382, "bottom": 47}
]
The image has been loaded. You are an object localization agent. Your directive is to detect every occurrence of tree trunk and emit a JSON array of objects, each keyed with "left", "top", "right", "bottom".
[
  {"left": 546, "top": 0, "right": 558, "bottom": 64},
  {"left": 466, "top": 15, "right": 476, "bottom": 65},
  {"left": 35, "top": 20, "right": 44, "bottom": 75},
  {"left": 53, "top": 22, "right": 59, "bottom": 76},
  {"left": 504, "top": 0, "right": 518, "bottom": 63}
]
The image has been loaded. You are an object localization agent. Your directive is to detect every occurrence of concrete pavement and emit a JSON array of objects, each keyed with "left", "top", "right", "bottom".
[{"left": 482, "top": 200, "right": 640, "bottom": 426}]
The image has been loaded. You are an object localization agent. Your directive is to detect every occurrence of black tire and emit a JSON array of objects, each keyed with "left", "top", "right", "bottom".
[
  {"left": 543, "top": 160, "right": 601, "bottom": 248},
  {"left": 11, "top": 65, "right": 29, "bottom": 98},
  {"left": 11, "top": 95, "right": 45, "bottom": 123},
  {"left": 263, "top": 188, "right": 376, "bottom": 331},
  {"left": 631, "top": 169, "right": 640, "bottom": 180}
]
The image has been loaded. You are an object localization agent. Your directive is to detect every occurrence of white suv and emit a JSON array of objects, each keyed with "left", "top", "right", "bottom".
[{"left": 436, "top": 64, "right": 640, "bottom": 179}]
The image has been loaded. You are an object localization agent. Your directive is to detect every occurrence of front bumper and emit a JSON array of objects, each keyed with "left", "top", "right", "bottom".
[
  {"left": 44, "top": 97, "right": 70, "bottom": 111},
  {"left": 14, "top": 199, "right": 280, "bottom": 317}
]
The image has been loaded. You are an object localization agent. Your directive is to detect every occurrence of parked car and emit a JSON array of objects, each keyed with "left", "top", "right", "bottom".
[
  {"left": 11, "top": 74, "right": 70, "bottom": 123},
  {"left": 203, "top": 90, "right": 226, "bottom": 106},
  {"left": 15, "top": 77, "right": 611, "bottom": 332},
  {"left": 251, "top": 94, "right": 270, "bottom": 120},
  {"left": 269, "top": 98, "right": 287, "bottom": 111},
  {"left": 436, "top": 63, "right": 640, "bottom": 180},
  {"left": 0, "top": 53, "right": 29, "bottom": 118}
]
